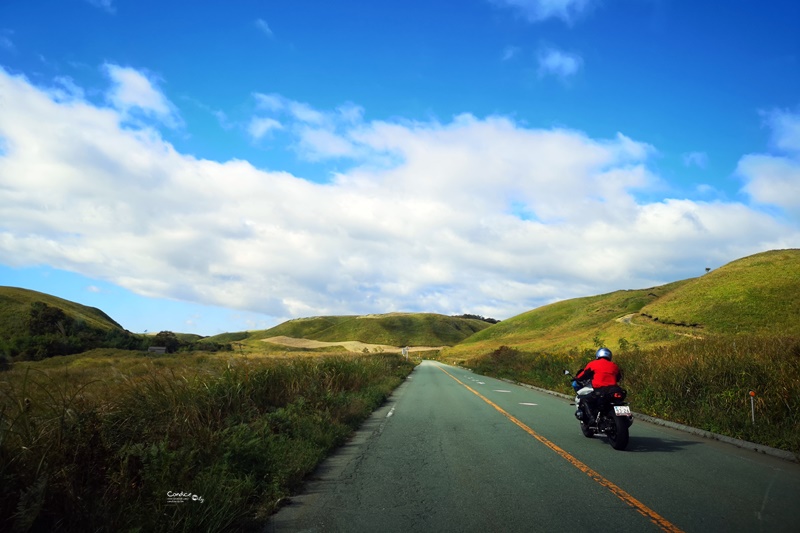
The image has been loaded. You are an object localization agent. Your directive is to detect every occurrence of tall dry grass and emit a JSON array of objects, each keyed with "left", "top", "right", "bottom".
[
  {"left": 0, "top": 351, "right": 414, "bottom": 531},
  {"left": 466, "top": 336, "right": 800, "bottom": 455}
]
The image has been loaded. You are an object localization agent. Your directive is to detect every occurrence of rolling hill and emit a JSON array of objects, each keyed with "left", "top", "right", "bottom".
[
  {"left": 207, "top": 313, "right": 493, "bottom": 348},
  {"left": 442, "top": 248, "right": 800, "bottom": 359},
  {"left": 0, "top": 286, "right": 142, "bottom": 361},
  {"left": 4, "top": 248, "right": 797, "bottom": 361},
  {"left": 0, "top": 286, "right": 124, "bottom": 339},
  {"left": 638, "top": 249, "right": 800, "bottom": 335}
]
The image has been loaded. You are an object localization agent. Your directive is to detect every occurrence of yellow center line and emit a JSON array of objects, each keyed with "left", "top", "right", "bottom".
[{"left": 438, "top": 366, "right": 684, "bottom": 533}]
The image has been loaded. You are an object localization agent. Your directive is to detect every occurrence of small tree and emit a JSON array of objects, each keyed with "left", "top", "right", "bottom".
[
  {"left": 592, "top": 332, "right": 606, "bottom": 348},
  {"left": 152, "top": 331, "right": 180, "bottom": 353}
]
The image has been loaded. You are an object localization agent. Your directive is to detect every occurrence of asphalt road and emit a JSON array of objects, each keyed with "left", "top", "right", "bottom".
[{"left": 266, "top": 360, "right": 800, "bottom": 532}]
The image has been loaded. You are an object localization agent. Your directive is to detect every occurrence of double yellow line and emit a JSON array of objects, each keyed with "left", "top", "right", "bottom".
[{"left": 439, "top": 366, "right": 684, "bottom": 533}]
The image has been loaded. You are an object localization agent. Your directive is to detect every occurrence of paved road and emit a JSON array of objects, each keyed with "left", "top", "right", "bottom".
[{"left": 266, "top": 361, "right": 800, "bottom": 532}]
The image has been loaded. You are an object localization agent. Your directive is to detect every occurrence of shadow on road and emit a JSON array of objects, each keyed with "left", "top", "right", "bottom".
[{"left": 619, "top": 436, "right": 701, "bottom": 453}]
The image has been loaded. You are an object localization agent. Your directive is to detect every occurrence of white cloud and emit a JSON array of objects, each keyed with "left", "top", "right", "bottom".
[
  {"left": 104, "top": 64, "right": 182, "bottom": 128},
  {"left": 683, "top": 151, "right": 709, "bottom": 168},
  {"left": 738, "top": 109, "right": 800, "bottom": 212},
  {"left": 296, "top": 126, "right": 357, "bottom": 160},
  {"left": 248, "top": 117, "right": 283, "bottom": 140},
  {"left": 255, "top": 18, "right": 273, "bottom": 37},
  {"left": 337, "top": 102, "right": 364, "bottom": 124},
  {"left": 288, "top": 101, "right": 327, "bottom": 124},
  {"left": 84, "top": 0, "right": 115, "bottom": 14},
  {"left": 254, "top": 92, "right": 284, "bottom": 112},
  {"left": 738, "top": 154, "right": 800, "bottom": 210},
  {"left": 491, "top": 0, "right": 595, "bottom": 24},
  {"left": 0, "top": 68, "right": 797, "bottom": 323},
  {"left": 52, "top": 76, "right": 86, "bottom": 101},
  {"left": 537, "top": 47, "right": 583, "bottom": 79},
  {"left": 0, "top": 30, "right": 14, "bottom": 51},
  {"left": 766, "top": 109, "right": 800, "bottom": 154},
  {"left": 502, "top": 46, "right": 520, "bottom": 61},
  {"left": 250, "top": 93, "right": 363, "bottom": 160}
]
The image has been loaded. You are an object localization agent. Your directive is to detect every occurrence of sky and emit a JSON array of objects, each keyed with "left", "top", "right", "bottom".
[{"left": 0, "top": 0, "right": 798, "bottom": 337}]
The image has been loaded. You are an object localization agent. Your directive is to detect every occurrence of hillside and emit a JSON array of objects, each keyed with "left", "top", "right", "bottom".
[
  {"left": 0, "top": 286, "right": 124, "bottom": 338},
  {"left": 443, "top": 249, "right": 800, "bottom": 359},
  {"left": 5, "top": 248, "right": 796, "bottom": 361},
  {"left": 0, "top": 287, "right": 223, "bottom": 361},
  {"left": 639, "top": 249, "right": 800, "bottom": 335},
  {"left": 209, "top": 313, "right": 492, "bottom": 348},
  {"left": 0, "top": 286, "right": 142, "bottom": 361}
]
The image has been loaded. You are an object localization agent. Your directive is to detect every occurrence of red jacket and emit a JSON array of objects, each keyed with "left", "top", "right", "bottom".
[{"left": 576, "top": 358, "right": 621, "bottom": 388}]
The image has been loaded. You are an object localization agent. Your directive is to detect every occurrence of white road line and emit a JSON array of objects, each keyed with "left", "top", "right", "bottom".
[
  {"left": 387, "top": 407, "right": 395, "bottom": 418},
  {"left": 519, "top": 403, "right": 538, "bottom": 406},
  {"left": 493, "top": 390, "right": 511, "bottom": 393}
]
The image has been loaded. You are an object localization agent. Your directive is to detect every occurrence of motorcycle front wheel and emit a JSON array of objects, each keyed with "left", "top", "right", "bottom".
[{"left": 605, "top": 415, "right": 630, "bottom": 450}]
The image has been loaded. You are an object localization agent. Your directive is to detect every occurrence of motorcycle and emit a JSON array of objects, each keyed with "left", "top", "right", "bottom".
[{"left": 563, "top": 370, "right": 633, "bottom": 450}]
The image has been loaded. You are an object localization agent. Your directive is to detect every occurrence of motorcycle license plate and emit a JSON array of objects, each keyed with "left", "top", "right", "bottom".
[{"left": 614, "top": 405, "right": 632, "bottom": 416}]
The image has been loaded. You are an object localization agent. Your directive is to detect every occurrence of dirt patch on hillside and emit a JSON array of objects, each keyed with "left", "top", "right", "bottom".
[
  {"left": 262, "top": 336, "right": 445, "bottom": 353},
  {"left": 616, "top": 313, "right": 637, "bottom": 325},
  {"left": 615, "top": 313, "right": 704, "bottom": 339}
]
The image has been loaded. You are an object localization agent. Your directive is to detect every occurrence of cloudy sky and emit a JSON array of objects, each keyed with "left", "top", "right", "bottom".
[{"left": 1, "top": 0, "right": 798, "bottom": 336}]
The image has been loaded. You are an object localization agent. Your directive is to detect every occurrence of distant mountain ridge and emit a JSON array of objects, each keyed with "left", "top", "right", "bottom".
[
  {"left": 207, "top": 313, "right": 492, "bottom": 348},
  {"left": 3, "top": 249, "right": 797, "bottom": 361}
]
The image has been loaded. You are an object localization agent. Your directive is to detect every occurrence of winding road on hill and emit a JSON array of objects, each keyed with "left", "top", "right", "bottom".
[{"left": 266, "top": 361, "right": 800, "bottom": 533}]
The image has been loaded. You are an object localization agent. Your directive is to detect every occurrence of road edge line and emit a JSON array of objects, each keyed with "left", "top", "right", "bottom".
[
  {"left": 439, "top": 366, "right": 684, "bottom": 533},
  {"left": 488, "top": 376, "right": 799, "bottom": 464}
]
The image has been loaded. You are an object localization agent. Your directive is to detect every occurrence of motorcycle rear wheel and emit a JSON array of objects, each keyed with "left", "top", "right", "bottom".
[{"left": 606, "top": 415, "right": 630, "bottom": 450}]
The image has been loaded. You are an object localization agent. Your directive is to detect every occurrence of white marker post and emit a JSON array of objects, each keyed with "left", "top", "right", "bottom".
[
  {"left": 749, "top": 390, "right": 756, "bottom": 424},
  {"left": 402, "top": 346, "right": 408, "bottom": 360}
]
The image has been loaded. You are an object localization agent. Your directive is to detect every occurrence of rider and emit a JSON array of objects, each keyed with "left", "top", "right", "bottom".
[
  {"left": 576, "top": 347, "right": 621, "bottom": 389},
  {"left": 575, "top": 347, "right": 622, "bottom": 415}
]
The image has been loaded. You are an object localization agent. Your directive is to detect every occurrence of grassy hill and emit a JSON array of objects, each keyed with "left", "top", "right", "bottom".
[
  {"left": 208, "top": 313, "right": 492, "bottom": 348},
  {"left": 0, "top": 286, "right": 123, "bottom": 338},
  {"left": 6, "top": 248, "right": 797, "bottom": 361},
  {"left": 0, "top": 286, "right": 141, "bottom": 361},
  {"left": 0, "top": 286, "right": 124, "bottom": 338},
  {"left": 638, "top": 249, "right": 800, "bottom": 335},
  {"left": 443, "top": 248, "right": 800, "bottom": 360},
  {"left": 0, "top": 287, "right": 228, "bottom": 361}
]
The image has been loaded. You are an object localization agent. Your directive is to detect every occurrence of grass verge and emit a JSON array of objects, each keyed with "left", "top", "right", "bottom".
[
  {"left": 461, "top": 336, "right": 800, "bottom": 457},
  {"left": 0, "top": 350, "right": 414, "bottom": 531}
]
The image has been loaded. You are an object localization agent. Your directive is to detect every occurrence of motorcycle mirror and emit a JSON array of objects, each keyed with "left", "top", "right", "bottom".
[{"left": 563, "top": 370, "right": 570, "bottom": 375}]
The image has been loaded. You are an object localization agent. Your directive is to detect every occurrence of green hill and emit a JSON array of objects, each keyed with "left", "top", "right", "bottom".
[
  {"left": 211, "top": 313, "right": 492, "bottom": 348},
  {"left": 0, "top": 286, "right": 142, "bottom": 361},
  {"left": 639, "top": 249, "right": 800, "bottom": 335},
  {"left": 0, "top": 286, "right": 124, "bottom": 338},
  {"left": 7, "top": 248, "right": 796, "bottom": 362},
  {"left": 444, "top": 249, "right": 800, "bottom": 359}
]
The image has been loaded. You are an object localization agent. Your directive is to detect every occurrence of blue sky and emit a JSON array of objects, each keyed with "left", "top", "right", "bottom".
[{"left": 1, "top": 0, "right": 798, "bottom": 336}]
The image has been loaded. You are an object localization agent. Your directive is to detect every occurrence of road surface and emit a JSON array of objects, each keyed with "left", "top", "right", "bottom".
[{"left": 266, "top": 360, "right": 800, "bottom": 532}]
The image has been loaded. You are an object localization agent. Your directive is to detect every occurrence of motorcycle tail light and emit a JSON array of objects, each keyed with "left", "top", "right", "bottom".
[{"left": 613, "top": 392, "right": 623, "bottom": 399}]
